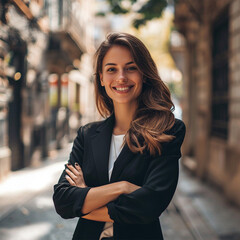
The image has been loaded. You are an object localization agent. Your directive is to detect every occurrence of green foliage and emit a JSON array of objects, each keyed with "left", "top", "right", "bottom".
[
  {"left": 106, "top": 0, "right": 132, "bottom": 14},
  {"left": 110, "top": 3, "right": 129, "bottom": 14},
  {"left": 138, "top": 0, "right": 167, "bottom": 18},
  {"left": 96, "top": 12, "right": 106, "bottom": 17},
  {"left": 102, "top": 0, "right": 175, "bottom": 28}
]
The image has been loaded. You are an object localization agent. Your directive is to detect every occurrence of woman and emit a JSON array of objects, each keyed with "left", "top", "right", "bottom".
[{"left": 53, "top": 32, "right": 185, "bottom": 240}]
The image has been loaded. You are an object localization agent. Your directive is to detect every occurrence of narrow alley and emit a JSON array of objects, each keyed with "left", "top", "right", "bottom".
[{"left": 1, "top": 0, "right": 240, "bottom": 239}]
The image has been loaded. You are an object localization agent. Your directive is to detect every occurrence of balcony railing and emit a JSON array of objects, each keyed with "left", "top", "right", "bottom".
[{"left": 47, "top": 0, "right": 87, "bottom": 52}]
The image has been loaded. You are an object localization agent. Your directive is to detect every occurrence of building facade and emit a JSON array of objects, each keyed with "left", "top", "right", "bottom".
[
  {"left": 0, "top": 20, "right": 12, "bottom": 181},
  {"left": 174, "top": 0, "right": 240, "bottom": 206},
  {"left": 45, "top": 0, "right": 97, "bottom": 143},
  {"left": 0, "top": 0, "right": 97, "bottom": 180}
]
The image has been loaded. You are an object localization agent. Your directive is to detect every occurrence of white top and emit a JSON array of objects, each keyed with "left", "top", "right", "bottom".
[
  {"left": 108, "top": 134, "right": 125, "bottom": 180},
  {"left": 99, "top": 134, "right": 125, "bottom": 240}
]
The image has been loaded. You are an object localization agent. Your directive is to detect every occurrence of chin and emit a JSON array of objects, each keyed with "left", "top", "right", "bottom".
[{"left": 114, "top": 98, "right": 138, "bottom": 105}]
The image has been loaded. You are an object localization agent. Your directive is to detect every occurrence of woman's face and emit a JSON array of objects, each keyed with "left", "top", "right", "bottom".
[{"left": 100, "top": 45, "right": 143, "bottom": 108}]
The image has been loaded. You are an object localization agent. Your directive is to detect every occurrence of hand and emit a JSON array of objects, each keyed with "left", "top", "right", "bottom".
[{"left": 65, "top": 163, "right": 87, "bottom": 188}]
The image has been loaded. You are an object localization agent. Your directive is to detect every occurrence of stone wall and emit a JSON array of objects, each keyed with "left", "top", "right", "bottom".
[
  {"left": 225, "top": 0, "right": 240, "bottom": 205},
  {"left": 229, "top": 0, "right": 240, "bottom": 148},
  {"left": 174, "top": 0, "right": 240, "bottom": 206}
]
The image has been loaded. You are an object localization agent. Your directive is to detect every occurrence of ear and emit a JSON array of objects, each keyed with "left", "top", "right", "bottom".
[{"left": 99, "top": 73, "right": 104, "bottom": 86}]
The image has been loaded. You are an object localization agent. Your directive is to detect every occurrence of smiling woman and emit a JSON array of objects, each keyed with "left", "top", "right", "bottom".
[
  {"left": 53, "top": 32, "right": 186, "bottom": 240},
  {"left": 99, "top": 45, "right": 143, "bottom": 117}
]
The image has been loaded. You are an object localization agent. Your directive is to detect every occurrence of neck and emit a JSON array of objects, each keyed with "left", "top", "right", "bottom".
[{"left": 113, "top": 102, "right": 137, "bottom": 135}]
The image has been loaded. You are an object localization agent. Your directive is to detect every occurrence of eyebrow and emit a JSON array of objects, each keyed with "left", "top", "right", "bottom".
[{"left": 104, "top": 61, "right": 134, "bottom": 67}]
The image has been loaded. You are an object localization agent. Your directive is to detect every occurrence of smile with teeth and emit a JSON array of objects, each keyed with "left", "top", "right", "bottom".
[{"left": 113, "top": 86, "right": 133, "bottom": 92}]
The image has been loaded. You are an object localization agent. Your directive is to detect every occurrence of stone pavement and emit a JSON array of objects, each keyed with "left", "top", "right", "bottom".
[
  {"left": 0, "top": 144, "right": 240, "bottom": 240},
  {"left": 172, "top": 167, "right": 240, "bottom": 240}
]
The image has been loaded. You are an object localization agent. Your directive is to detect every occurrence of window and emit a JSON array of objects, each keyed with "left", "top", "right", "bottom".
[{"left": 211, "top": 8, "right": 229, "bottom": 139}]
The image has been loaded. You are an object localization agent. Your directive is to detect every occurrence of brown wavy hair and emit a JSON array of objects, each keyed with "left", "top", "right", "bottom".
[{"left": 94, "top": 32, "right": 175, "bottom": 155}]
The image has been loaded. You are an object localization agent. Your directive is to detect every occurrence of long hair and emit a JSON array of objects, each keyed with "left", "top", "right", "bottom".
[{"left": 94, "top": 32, "right": 175, "bottom": 155}]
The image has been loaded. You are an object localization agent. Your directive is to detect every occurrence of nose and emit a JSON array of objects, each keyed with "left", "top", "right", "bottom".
[{"left": 116, "top": 69, "right": 127, "bottom": 83}]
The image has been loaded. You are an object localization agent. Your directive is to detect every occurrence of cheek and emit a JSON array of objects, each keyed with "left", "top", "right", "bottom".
[
  {"left": 103, "top": 74, "right": 114, "bottom": 89},
  {"left": 135, "top": 80, "right": 143, "bottom": 98},
  {"left": 100, "top": 72, "right": 111, "bottom": 86},
  {"left": 102, "top": 79, "right": 113, "bottom": 95},
  {"left": 137, "top": 84, "right": 143, "bottom": 96},
  {"left": 136, "top": 76, "right": 143, "bottom": 91},
  {"left": 102, "top": 79, "right": 111, "bottom": 89},
  {"left": 101, "top": 74, "right": 112, "bottom": 85}
]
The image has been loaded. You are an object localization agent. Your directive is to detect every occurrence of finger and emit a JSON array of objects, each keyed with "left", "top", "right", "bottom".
[
  {"left": 65, "top": 168, "right": 77, "bottom": 180},
  {"left": 74, "top": 162, "right": 82, "bottom": 172},
  {"left": 67, "top": 163, "right": 80, "bottom": 176},
  {"left": 65, "top": 175, "right": 76, "bottom": 186},
  {"left": 68, "top": 163, "right": 83, "bottom": 179}
]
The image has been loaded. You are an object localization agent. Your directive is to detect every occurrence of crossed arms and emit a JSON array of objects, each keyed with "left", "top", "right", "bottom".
[
  {"left": 53, "top": 120, "right": 185, "bottom": 224},
  {"left": 65, "top": 162, "right": 140, "bottom": 222}
]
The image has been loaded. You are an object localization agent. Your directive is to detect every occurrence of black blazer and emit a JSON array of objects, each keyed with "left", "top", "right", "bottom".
[{"left": 53, "top": 115, "right": 186, "bottom": 240}]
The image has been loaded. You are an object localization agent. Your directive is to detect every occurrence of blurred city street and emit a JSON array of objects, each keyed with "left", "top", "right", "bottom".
[
  {"left": 1, "top": 0, "right": 240, "bottom": 239},
  {"left": 0, "top": 144, "right": 240, "bottom": 240},
  {"left": 0, "top": 144, "right": 77, "bottom": 240}
]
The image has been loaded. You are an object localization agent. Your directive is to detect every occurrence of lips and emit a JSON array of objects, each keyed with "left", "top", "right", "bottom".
[
  {"left": 116, "top": 87, "right": 130, "bottom": 91},
  {"left": 113, "top": 85, "right": 134, "bottom": 93}
]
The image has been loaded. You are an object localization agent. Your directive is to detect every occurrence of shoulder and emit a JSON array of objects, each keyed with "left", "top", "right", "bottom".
[
  {"left": 162, "top": 118, "right": 186, "bottom": 156},
  {"left": 81, "top": 120, "right": 105, "bottom": 133},
  {"left": 78, "top": 115, "right": 113, "bottom": 137},
  {"left": 166, "top": 118, "right": 186, "bottom": 137}
]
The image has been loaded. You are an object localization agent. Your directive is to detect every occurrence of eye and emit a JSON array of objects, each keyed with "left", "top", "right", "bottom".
[
  {"left": 127, "top": 66, "right": 137, "bottom": 71},
  {"left": 107, "top": 67, "right": 116, "bottom": 73}
]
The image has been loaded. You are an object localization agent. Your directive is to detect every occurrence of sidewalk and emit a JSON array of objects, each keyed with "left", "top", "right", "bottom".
[
  {"left": 0, "top": 147, "right": 240, "bottom": 240},
  {"left": 171, "top": 165, "right": 240, "bottom": 240},
  {"left": 0, "top": 144, "right": 72, "bottom": 221}
]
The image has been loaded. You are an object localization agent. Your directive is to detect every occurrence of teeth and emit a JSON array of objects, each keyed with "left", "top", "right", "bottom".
[{"left": 115, "top": 87, "right": 130, "bottom": 91}]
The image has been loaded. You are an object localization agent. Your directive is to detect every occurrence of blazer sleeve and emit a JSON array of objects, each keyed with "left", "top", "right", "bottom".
[
  {"left": 53, "top": 126, "right": 91, "bottom": 219},
  {"left": 107, "top": 120, "right": 186, "bottom": 224}
]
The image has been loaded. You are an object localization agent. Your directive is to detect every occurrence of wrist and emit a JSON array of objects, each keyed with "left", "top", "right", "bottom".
[{"left": 120, "top": 181, "right": 128, "bottom": 194}]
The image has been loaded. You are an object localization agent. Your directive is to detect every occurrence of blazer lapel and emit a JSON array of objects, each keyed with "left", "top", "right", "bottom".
[
  {"left": 91, "top": 115, "right": 114, "bottom": 185},
  {"left": 110, "top": 144, "right": 136, "bottom": 183}
]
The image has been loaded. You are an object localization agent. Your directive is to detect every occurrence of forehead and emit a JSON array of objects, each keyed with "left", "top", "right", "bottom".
[{"left": 102, "top": 45, "right": 134, "bottom": 65}]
